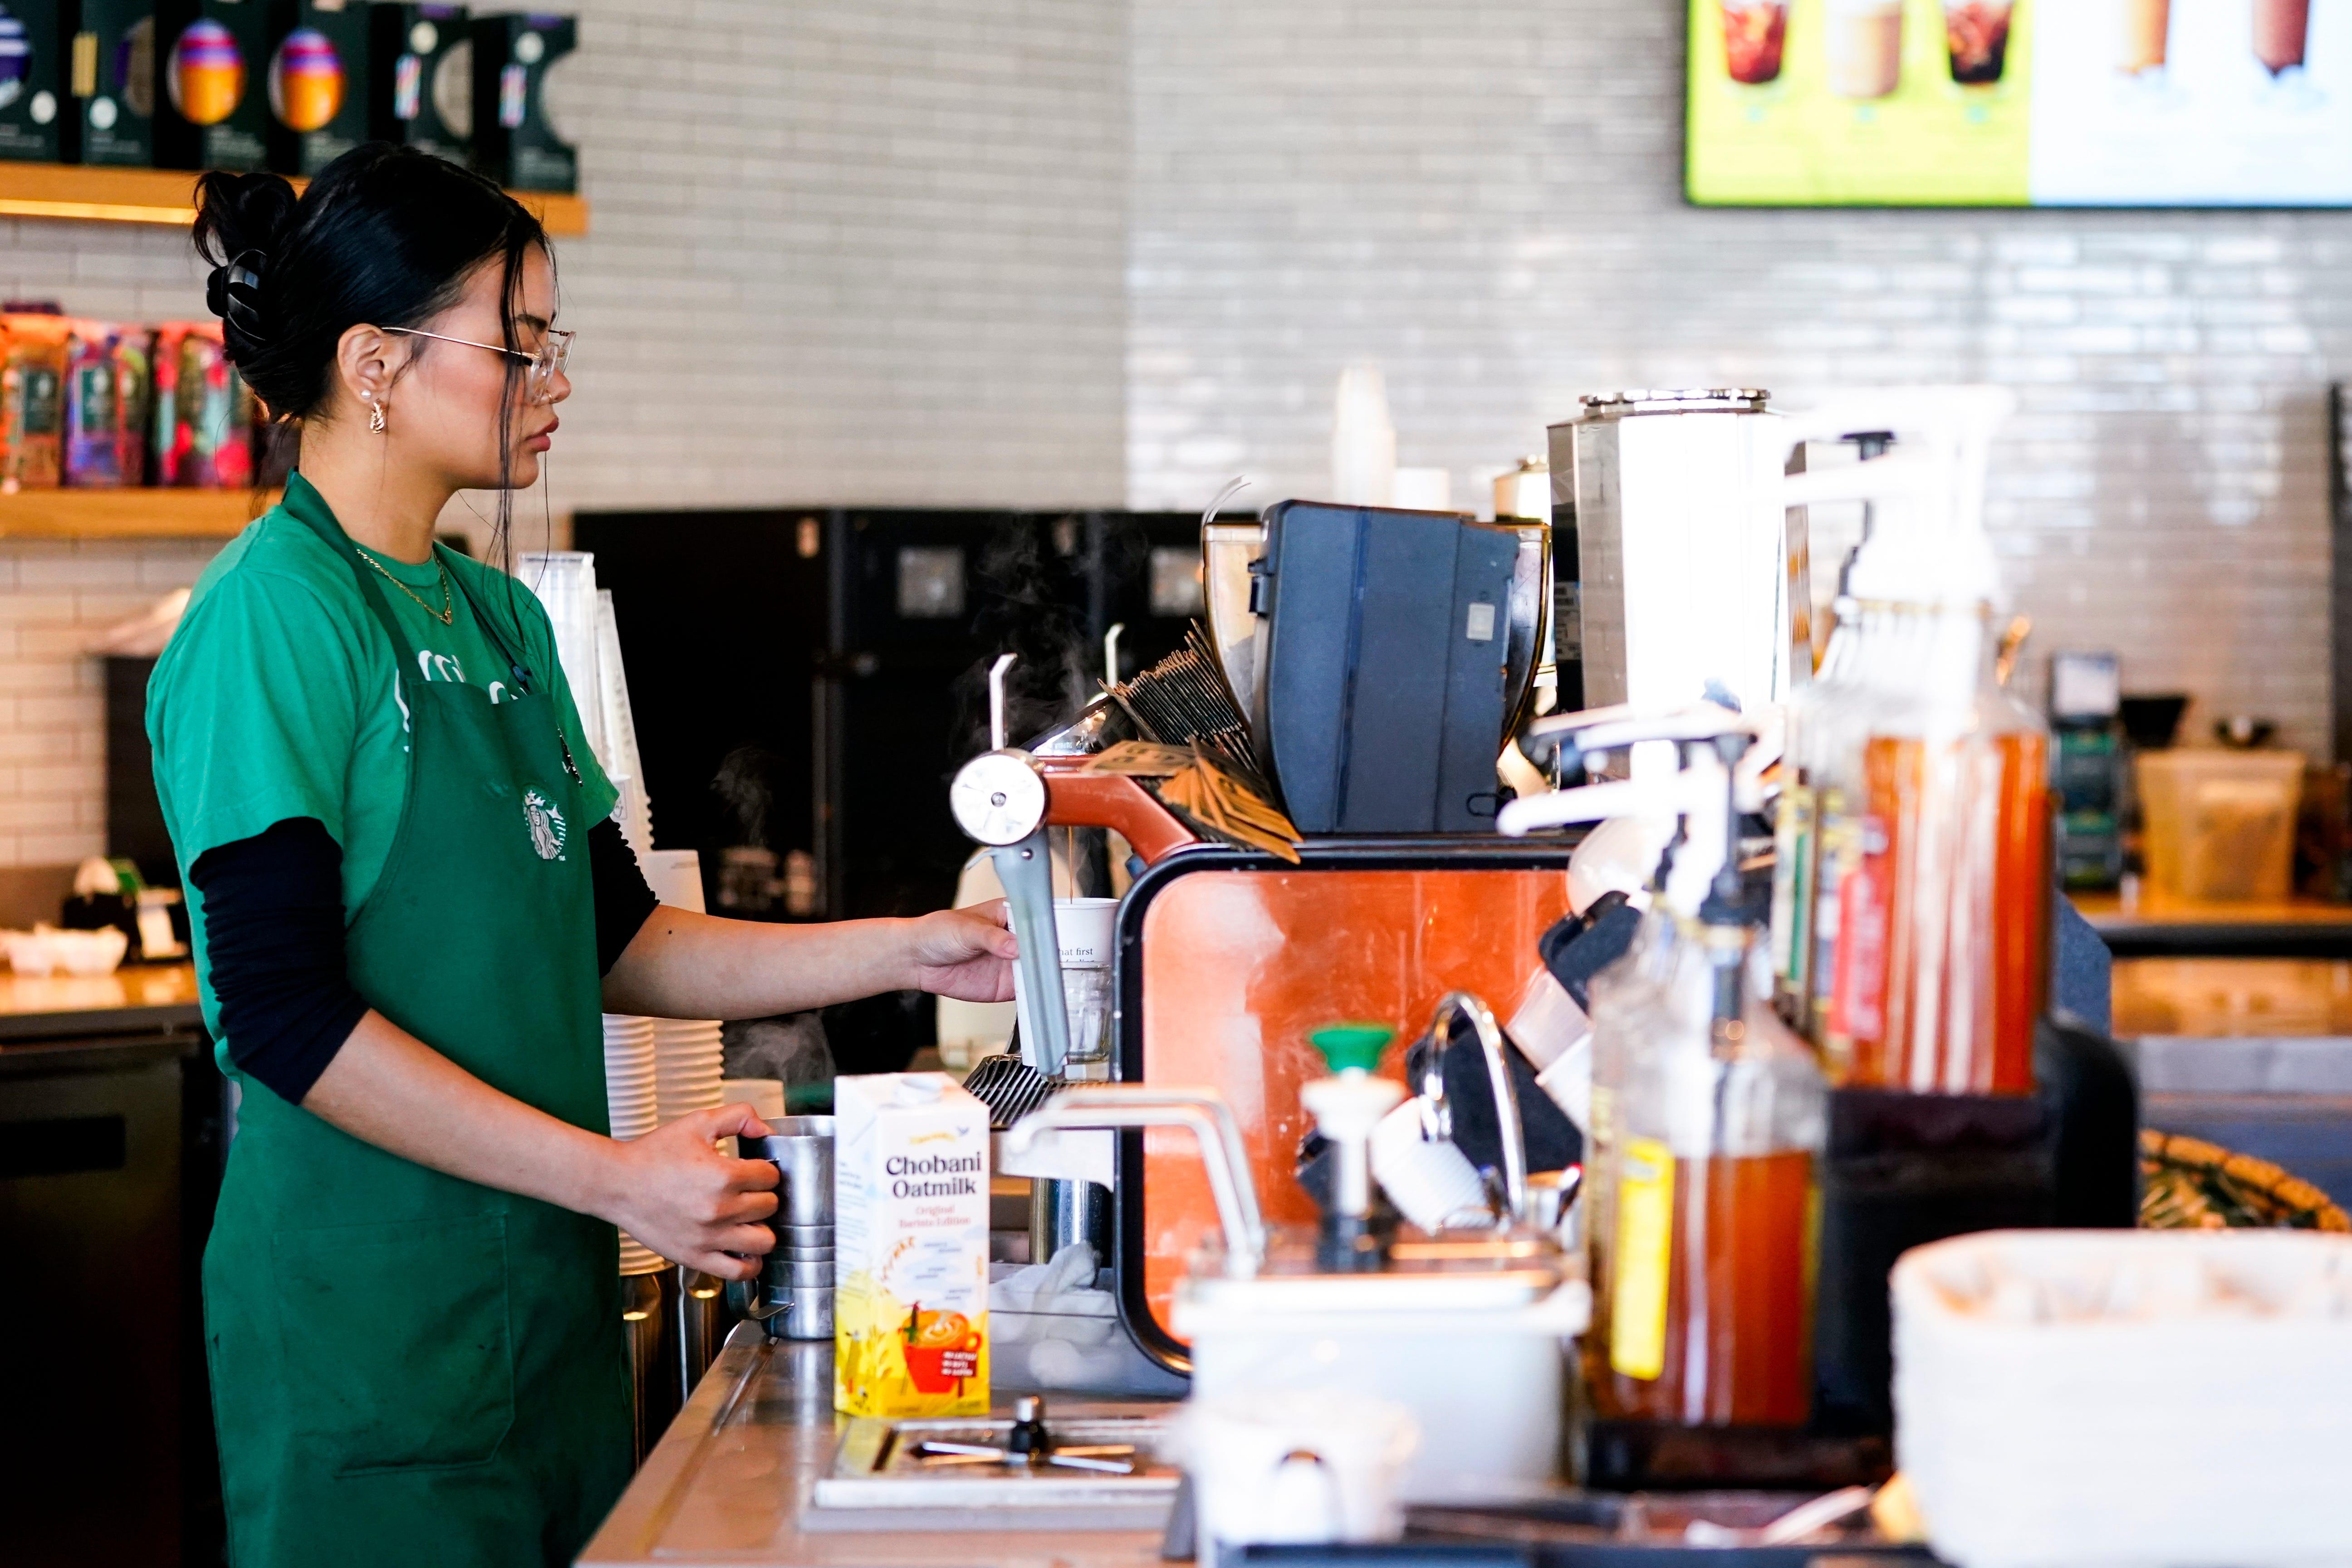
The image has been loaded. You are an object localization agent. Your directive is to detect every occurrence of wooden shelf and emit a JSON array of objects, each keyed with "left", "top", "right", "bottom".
[
  {"left": 0, "top": 162, "right": 588, "bottom": 235},
  {"left": 0, "top": 487, "right": 278, "bottom": 539}
]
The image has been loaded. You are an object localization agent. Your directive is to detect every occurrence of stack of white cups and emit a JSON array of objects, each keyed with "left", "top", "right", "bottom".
[
  {"left": 592, "top": 590, "right": 655, "bottom": 860},
  {"left": 516, "top": 551, "right": 608, "bottom": 762},
  {"left": 603, "top": 1014, "right": 666, "bottom": 1275},
  {"left": 600, "top": 853, "right": 722, "bottom": 1270},
  {"left": 524, "top": 555, "right": 696, "bottom": 1277}
]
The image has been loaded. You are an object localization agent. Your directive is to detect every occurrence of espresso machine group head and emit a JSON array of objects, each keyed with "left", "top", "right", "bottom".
[{"left": 949, "top": 653, "right": 1197, "bottom": 1077}]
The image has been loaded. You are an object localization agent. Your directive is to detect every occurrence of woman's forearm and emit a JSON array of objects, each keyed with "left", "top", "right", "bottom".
[
  {"left": 599, "top": 900, "right": 1018, "bottom": 1022},
  {"left": 598, "top": 906, "right": 919, "bottom": 1019},
  {"left": 299, "top": 1009, "right": 783, "bottom": 1275},
  {"left": 302, "top": 1009, "right": 626, "bottom": 1213}
]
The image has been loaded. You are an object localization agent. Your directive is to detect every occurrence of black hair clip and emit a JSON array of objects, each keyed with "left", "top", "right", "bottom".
[{"left": 205, "top": 248, "right": 270, "bottom": 343}]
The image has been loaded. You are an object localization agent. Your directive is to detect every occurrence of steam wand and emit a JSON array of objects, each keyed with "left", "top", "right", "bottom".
[{"left": 951, "top": 653, "right": 1073, "bottom": 1074}]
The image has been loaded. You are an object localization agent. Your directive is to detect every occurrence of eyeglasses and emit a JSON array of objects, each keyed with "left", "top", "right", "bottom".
[{"left": 384, "top": 326, "right": 573, "bottom": 403}]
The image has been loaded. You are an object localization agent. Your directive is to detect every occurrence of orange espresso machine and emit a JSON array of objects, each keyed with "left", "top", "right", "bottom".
[{"left": 948, "top": 740, "right": 1578, "bottom": 1377}]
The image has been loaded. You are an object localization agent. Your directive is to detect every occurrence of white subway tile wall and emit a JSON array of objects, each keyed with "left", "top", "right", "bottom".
[
  {"left": 1127, "top": 0, "right": 2347, "bottom": 759},
  {"left": 541, "top": 0, "right": 1127, "bottom": 511},
  {"left": 0, "top": 541, "right": 218, "bottom": 867},
  {"left": 0, "top": 0, "right": 2340, "bottom": 867},
  {"left": 0, "top": 0, "right": 1129, "bottom": 868}
]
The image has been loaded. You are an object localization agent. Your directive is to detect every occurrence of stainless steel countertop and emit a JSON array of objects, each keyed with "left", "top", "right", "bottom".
[{"left": 579, "top": 1323, "right": 1176, "bottom": 1567}]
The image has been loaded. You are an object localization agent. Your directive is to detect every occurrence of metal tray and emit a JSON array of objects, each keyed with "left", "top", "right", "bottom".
[{"left": 812, "top": 1411, "right": 1182, "bottom": 1514}]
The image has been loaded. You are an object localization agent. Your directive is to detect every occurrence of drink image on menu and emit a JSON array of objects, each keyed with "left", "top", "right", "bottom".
[
  {"left": 270, "top": 29, "right": 343, "bottom": 134},
  {"left": 1721, "top": 0, "right": 1790, "bottom": 85},
  {"left": 169, "top": 18, "right": 243, "bottom": 126},
  {"left": 0, "top": 14, "right": 29, "bottom": 111},
  {"left": 2118, "top": 0, "right": 2169, "bottom": 74},
  {"left": 1944, "top": 0, "right": 2014, "bottom": 83},
  {"left": 2253, "top": 0, "right": 2310, "bottom": 74},
  {"left": 1826, "top": 0, "right": 1903, "bottom": 98}
]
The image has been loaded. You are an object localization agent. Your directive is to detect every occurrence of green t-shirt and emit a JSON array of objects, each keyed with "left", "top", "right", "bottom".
[{"left": 147, "top": 473, "right": 616, "bottom": 1043}]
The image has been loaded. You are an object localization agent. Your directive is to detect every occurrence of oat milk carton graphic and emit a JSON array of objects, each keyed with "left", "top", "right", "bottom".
[{"left": 834, "top": 1072, "right": 991, "bottom": 1416}]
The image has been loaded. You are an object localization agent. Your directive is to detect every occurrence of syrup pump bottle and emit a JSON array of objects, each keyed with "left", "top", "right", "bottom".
[
  {"left": 1770, "top": 387, "right": 2048, "bottom": 1094},
  {"left": 1498, "top": 701, "right": 1782, "bottom": 1348},
  {"left": 1583, "top": 730, "right": 1827, "bottom": 1430}
]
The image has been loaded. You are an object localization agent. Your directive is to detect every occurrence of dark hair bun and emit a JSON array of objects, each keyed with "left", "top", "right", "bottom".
[
  {"left": 187, "top": 145, "right": 547, "bottom": 423},
  {"left": 194, "top": 171, "right": 298, "bottom": 362}
]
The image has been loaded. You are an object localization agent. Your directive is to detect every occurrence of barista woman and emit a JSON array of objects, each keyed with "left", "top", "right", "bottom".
[{"left": 147, "top": 147, "right": 1017, "bottom": 1568}]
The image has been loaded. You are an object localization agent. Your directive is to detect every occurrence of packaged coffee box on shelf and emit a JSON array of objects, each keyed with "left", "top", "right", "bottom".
[
  {"left": 0, "top": 3, "right": 67, "bottom": 162},
  {"left": 63, "top": 321, "right": 152, "bottom": 488},
  {"left": 369, "top": 2, "right": 468, "bottom": 164},
  {"left": 834, "top": 1072, "right": 990, "bottom": 1419},
  {"left": 470, "top": 11, "right": 571, "bottom": 192},
  {"left": 1, "top": 312, "right": 67, "bottom": 490},
  {"left": 152, "top": 321, "right": 254, "bottom": 488},
  {"left": 154, "top": 0, "right": 270, "bottom": 170},
  {"left": 265, "top": 0, "right": 367, "bottom": 175},
  {"left": 70, "top": 0, "right": 157, "bottom": 167}
]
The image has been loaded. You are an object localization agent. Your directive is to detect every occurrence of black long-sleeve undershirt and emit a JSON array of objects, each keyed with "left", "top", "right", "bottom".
[{"left": 190, "top": 814, "right": 661, "bottom": 1106}]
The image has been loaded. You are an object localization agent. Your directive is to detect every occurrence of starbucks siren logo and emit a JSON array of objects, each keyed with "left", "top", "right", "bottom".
[{"left": 523, "top": 789, "right": 567, "bottom": 861}]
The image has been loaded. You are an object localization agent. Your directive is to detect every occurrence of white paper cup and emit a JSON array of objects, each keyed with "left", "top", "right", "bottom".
[{"left": 1053, "top": 896, "right": 1119, "bottom": 969}]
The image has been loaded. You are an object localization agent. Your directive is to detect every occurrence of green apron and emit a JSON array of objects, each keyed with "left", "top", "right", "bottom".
[{"left": 203, "top": 499, "right": 630, "bottom": 1568}]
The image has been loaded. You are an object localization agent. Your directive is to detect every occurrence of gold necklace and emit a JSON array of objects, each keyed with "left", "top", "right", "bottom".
[{"left": 356, "top": 547, "right": 454, "bottom": 626}]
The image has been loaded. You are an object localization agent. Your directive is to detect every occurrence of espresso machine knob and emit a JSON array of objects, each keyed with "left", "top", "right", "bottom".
[{"left": 950, "top": 750, "right": 1047, "bottom": 846}]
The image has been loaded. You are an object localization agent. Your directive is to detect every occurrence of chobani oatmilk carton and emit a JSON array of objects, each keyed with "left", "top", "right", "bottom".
[{"left": 834, "top": 1072, "right": 991, "bottom": 1416}]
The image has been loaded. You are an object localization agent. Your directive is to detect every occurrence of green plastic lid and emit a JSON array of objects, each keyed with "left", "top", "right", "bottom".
[{"left": 1309, "top": 1022, "right": 1394, "bottom": 1073}]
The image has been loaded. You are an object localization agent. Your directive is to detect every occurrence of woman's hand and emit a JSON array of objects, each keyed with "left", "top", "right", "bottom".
[
  {"left": 594, "top": 1102, "right": 780, "bottom": 1279},
  {"left": 905, "top": 900, "right": 1019, "bottom": 1003}
]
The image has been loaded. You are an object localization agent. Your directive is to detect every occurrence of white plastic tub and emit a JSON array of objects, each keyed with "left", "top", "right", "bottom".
[
  {"left": 1891, "top": 1229, "right": 2352, "bottom": 1568},
  {"left": 1174, "top": 1280, "right": 1589, "bottom": 1502}
]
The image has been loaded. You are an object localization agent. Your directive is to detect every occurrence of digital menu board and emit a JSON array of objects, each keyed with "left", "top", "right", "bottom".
[{"left": 1687, "top": 0, "right": 2352, "bottom": 206}]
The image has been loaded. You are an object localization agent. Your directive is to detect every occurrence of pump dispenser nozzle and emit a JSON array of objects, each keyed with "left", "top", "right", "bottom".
[
  {"left": 1778, "top": 385, "right": 2016, "bottom": 612},
  {"left": 1695, "top": 730, "right": 1759, "bottom": 1041},
  {"left": 1302, "top": 1022, "right": 1404, "bottom": 1271},
  {"left": 1498, "top": 701, "right": 1776, "bottom": 922}
]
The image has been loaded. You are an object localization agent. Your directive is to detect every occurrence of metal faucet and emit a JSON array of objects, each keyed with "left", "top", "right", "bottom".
[
  {"left": 1007, "top": 1085, "right": 1267, "bottom": 1276},
  {"left": 1419, "top": 991, "right": 1529, "bottom": 1226}
]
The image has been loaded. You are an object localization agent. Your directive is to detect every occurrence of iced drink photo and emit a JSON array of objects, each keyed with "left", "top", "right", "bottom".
[
  {"left": 2253, "top": 0, "right": 2311, "bottom": 74},
  {"left": 1944, "top": 0, "right": 2014, "bottom": 83},
  {"left": 2118, "top": 0, "right": 2170, "bottom": 73},
  {"left": 1721, "top": 0, "right": 1790, "bottom": 85},
  {"left": 1827, "top": 0, "right": 1903, "bottom": 98}
]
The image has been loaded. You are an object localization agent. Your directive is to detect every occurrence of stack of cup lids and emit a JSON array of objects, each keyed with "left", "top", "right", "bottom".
[
  {"left": 604, "top": 1013, "right": 671, "bottom": 1275},
  {"left": 602, "top": 1014, "right": 658, "bottom": 1142},
  {"left": 617, "top": 1233, "right": 667, "bottom": 1276},
  {"left": 652, "top": 1017, "right": 725, "bottom": 1125}
]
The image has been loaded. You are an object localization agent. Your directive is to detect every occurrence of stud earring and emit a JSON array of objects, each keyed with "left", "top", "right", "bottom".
[{"left": 366, "top": 393, "right": 387, "bottom": 435}]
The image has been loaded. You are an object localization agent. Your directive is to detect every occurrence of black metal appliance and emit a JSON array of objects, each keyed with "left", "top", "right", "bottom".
[
  {"left": 1252, "top": 502, "right": 1520, "bottom": 833},
  {"left": 1, "top": 1019, "right": 226, "bottom": 1565},
  {"left": 571, "top": 507, "right": 1205, "bottom": 1069}
]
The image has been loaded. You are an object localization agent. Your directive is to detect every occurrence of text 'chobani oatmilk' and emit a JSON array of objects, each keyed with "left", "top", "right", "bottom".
[{"left": 834, "top": 1072, "right": 991, "bottom": 1416}]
